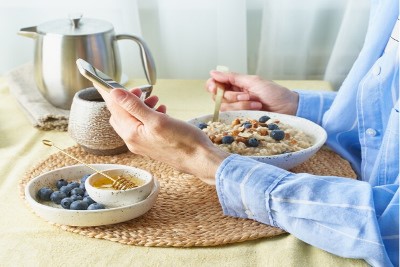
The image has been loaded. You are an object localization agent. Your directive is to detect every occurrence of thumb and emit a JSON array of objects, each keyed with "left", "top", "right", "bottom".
[{"left": 110, "top": 89, "right": 151, "bottom": 122}]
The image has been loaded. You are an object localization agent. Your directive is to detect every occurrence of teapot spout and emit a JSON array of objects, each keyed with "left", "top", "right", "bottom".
[{"left": 18, "top": 26, "right": 38, "bottom": 38}]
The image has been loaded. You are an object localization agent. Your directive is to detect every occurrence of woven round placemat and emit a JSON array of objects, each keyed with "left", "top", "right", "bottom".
[{"left": 19, "top": 146, "right": 356, "bottom": 247}]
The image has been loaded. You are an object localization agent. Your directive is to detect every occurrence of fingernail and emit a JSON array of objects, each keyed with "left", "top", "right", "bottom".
[
  {"left": 111, "top": 89, "right": 128, "bottom": 102},
  {"left": 237, "top": 94, "right": 249, "bottom": 101},
  {"left": 250, "top": 102, "right": 262, "bottom": 109}
]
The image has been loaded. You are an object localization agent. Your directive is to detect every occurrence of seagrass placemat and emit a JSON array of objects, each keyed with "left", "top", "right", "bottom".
[{"left": 19, "top": 146, "right": 356, "bottom": 247}]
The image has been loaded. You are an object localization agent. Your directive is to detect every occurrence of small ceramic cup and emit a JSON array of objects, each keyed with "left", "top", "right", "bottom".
[
  {"left": 68, "top": 87, "right": 128, "bottom": 155},
  {"left": 85, "top": 166, "right": 154, "bottom": 207}
]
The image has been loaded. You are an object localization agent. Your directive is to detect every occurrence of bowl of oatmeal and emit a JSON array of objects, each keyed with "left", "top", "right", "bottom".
[{"left": 188, "top": 111, "right": 327, "bottom": 170}]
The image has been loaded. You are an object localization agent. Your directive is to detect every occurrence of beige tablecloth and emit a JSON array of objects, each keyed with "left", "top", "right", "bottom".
[{"left": 0, "top": 77, "right": 367, "bottom": 267}]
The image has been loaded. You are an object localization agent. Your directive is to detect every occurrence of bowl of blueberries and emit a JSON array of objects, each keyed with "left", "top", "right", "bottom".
[
  {"left": 188, "top": 110, "right": 327, "bottom": 170},
  {"left": 24, "top": 164, "right": 159, "bottom": 226}
]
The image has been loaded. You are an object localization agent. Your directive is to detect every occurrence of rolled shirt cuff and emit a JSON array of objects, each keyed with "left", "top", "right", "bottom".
[
  {"left": 294, "top": 89, "right": 336, "bottom": 125},
  {"left": 215, "top": 154, "right": 290, "bottom": 227}
]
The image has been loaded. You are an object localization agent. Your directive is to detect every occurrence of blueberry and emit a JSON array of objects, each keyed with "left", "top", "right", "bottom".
[
  {"left": 259, "top": 115, "right": 270, "bottom": 123},
  {"left": 197, "top": 122, "right": 208, "bottom": 130},
  {"left": 221, "top": 135, "right": 234, "bottom": 144},
  {"left": 70, "top": 200, "right": 88, "bottom": 210},
  {"left": 83, "top": 196, "right": 96, "bottom": 206},
  {"left": 247, "top": 138, "right": 259, "bottom": 147},
  {"left": 50, "top": 191, "right": 67, "bottom": 204},
  {"left": 88, "top": 203, "right": 105, "bottom": 210},
  {"left": 242, "top": 122, "right": 252, "bottom": 129},
  {"left": 267, "top": 123, "right": 279, "bottom": 130},
  {"left": 71, "top": 187, "right": 85, "bottom": 196},
  {"left": 67, "top": 182, "right": 80, "bottom": 190},
  {"left": 270, "top": 130, "right": 285, "bottom": 141},
  {"left": 56, "top": 179, "right": 68, "bottom": 189},
  {"left": 59, "top": 185, "right": 72, "bottom": 196},
  {"left": 37, "top": 187, "right": 54, "bottom": 201},
  {"left": 80, "top": 174, "right": 90, "bottom": 184},
  {"left": 70, "top": 194, "right": 83, "bottom": 201},
  {"left": 60, "top": 197, "right": 74, "bottom": 209},
  {"left": 79, "top": 182, "right": 86, "bottom": 190}
]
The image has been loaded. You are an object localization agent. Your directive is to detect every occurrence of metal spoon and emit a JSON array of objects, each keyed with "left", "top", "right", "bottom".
[{"left": 212, "top": 65, "right": 229, "bottom": 122}]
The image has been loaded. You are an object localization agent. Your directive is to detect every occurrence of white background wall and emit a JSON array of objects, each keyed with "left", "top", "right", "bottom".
[{"left": 0, "top": 0, "right": 370, "bottom": 89}]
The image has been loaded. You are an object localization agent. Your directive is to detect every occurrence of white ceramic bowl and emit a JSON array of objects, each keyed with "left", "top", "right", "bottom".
[
  {"left": 24, "top": 164, "right": 159, "bottom": 226},
  {"left": 85, "top": 166, "right": 154, "bottom": 208},
  {"left": 188, "top": 110, "right": 327, "bottom": 170}
]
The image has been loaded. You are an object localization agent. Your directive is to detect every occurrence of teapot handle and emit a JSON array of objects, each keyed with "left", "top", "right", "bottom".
[{"left": 115, "top": 34, "right": 157, "bottom": 86}]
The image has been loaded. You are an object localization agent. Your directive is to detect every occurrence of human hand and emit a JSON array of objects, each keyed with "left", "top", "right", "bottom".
[
  {"left": 206, "top": 71, "right": 299, "bottom": 115},
  {"left": 95, "top": 86, "right": 229, "bottom": 185}
]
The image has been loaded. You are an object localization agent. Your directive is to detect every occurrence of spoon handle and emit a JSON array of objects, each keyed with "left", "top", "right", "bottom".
[
  {"left": 212, "top": 65, "right": 229, "bottom": 122},
  {"left": 41, "top": 140, "right": 115, "bottom": 182}
]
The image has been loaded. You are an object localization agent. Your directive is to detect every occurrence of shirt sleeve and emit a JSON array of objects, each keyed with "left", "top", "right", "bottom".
[
  {"left": 294, "top": 90, "right": 336, "bottom": 125},
  {"left": 372, "top": 183, "right": 399, "bottom": 267},
  {"left": 215, "top": 154, "right": 395, "bottom": 267}
]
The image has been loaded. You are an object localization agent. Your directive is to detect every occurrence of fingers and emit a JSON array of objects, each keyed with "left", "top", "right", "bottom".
[
  {"left": 209, "top": 71, "right": 260, "bottom": 90},
  {"left": 128, "top": 88, "right": 166, "bottom": 113},
  {"left": 155, "top": 104, "right": 167, "bottom": 113},
  {"left": 109, "top": 89, "right": 152, "bottom": 122},
  {"left": 219, "top": 90, "right": 250, "bottom": 102},
  {"left": 144, "top": 95, "right": 160, "bottom": 109},
  {"left": 129, "top": 88, "right": 143, "bottom": 98},
  {"left": 109, "top": 104, "right": 143, "bottom": 139},
  {"left": 210, "top": 90, "right": 261, "bottom": 110},
  {"left": 95, "top": 83, "right": 166, "bottom": 113},
  {"left": 206, "top": 71, "right": 261, "bottom": 97},
  {"left": 206, "top": 78, "right": 241, "bottom": 94},
  {"left": 208, "top": 87, "right": 258, "bottom": 109}
]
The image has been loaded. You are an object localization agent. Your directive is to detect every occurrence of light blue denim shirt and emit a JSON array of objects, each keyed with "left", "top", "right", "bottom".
[{"left": 215, "top": 1, "right": 399, "bottom": 266}]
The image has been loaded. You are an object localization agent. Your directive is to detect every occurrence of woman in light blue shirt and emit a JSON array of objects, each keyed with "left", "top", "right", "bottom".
[
  {"left": 204, "top": 0, "right": 398, "bottom": 265},
  {"left": 96, "top": 0, "right": 398, "bottom": 266}
]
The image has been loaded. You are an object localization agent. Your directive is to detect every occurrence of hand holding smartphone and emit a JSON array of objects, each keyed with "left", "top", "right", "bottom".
[{"left": 76, "top": 58, "right": 152, "bottom": 100}]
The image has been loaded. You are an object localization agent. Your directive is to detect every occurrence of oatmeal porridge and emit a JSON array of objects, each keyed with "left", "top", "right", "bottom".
[{"left": 197, "top": 115, "right": 313, "bottom": 156}]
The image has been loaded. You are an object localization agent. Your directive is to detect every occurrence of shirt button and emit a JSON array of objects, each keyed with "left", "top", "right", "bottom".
[
  {"left": 366, "top": 128, "right": 377, "bottom": 137},
  {"left": 372, "top": 66, "right": 381, "bottom": 76}
]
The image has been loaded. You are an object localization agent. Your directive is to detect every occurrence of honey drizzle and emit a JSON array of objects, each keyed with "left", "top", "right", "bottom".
[{"left": 92, "top": 175, "right": 144, "bottom": 190}]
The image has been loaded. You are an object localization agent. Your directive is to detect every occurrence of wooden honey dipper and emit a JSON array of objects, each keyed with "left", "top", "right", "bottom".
[{"left": 42, "top": 140, "right": 137, "bottom": 190}]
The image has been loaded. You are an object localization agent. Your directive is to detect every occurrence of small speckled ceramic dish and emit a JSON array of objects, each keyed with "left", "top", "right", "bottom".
[
  {"left": 188, "top": 110, "right": 327, "bottom": 170},
  {"left": 24, "top": 164, "right": 159, "bottom": 226},
  {"left": 85, "top": 167, "right": 154, "bottom": 208}
]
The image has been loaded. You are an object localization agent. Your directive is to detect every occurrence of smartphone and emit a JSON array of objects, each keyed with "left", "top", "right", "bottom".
[
  {"left": 76, "top": 58, "right": 152, "bottom": 100},
  {"left": 76, "top": 58, "right": 126, "bottom": 93}
]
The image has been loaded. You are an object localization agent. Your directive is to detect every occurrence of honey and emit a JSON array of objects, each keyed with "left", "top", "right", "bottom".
[{"left": 92, "top": 175, "right": 145, "bottom": 190}]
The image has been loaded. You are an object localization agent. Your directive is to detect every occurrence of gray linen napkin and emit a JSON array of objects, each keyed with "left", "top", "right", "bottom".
[{"left": 5, "top": 63, "right": 69, "bottom": 131}]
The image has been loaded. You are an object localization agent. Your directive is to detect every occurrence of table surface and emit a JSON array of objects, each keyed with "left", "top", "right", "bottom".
[{"left": 0, "top": 77, "right": 367, "bottom": 267}]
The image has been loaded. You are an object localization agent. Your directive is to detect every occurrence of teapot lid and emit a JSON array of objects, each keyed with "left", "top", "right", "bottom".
[{"left": 37, "top": 14, "right": 114, "bottom": 36}]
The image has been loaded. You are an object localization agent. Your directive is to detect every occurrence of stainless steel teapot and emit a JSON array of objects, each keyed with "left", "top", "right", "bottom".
[{"left": 19, "top": 14, "right": 156, "bottom": 110}]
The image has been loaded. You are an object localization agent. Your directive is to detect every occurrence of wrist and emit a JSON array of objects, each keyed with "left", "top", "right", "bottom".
[
  {"left": 288, "top": 91, "right": 299, "bottom": 115},
  {"left": 192, "top": 146, "right": 230, "bottom": 185},
  {"left": 278, "top": 90, "right": 299, "bottom": 115}
]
